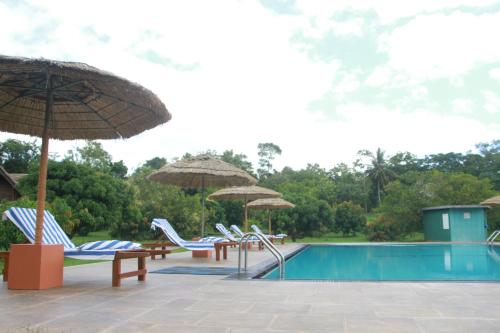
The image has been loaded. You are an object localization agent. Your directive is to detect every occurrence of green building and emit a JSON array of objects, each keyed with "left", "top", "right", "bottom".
[{"left": 422, "top": 205, "right": 488, "bottom": 242}]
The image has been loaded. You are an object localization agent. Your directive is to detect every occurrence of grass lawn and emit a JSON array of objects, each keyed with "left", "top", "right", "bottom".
[{"left": 296, "top": 232, "right": 425, "bottom": 243}]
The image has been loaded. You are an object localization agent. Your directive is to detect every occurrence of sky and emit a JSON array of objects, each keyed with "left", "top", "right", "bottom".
[{"left": 0, "top": 0, "right": 499, "bottom": 173}]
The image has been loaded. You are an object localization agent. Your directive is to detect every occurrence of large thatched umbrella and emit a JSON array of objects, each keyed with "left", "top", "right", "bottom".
[
  {"left": 247, "top": 198, "right": 295, "bottom": 235},
  {"left": 481, "top": 196, "right": 500, "bottom": 206},
  {"left": 208, "top": 185, "right": 281, "bottom": 232},
  {"left": 0, "top": 55, "right": 171, "bottom": 245},
  {"left": 147, "top": 155, "right": 256, "bottom": 237}
]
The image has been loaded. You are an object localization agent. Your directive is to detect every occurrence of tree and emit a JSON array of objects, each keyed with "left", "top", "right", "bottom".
[
  {"left": 379, "top": 170, "right": 497, "bottom": 236},
  {"left": 260, "top": 166, "right": 335, "bottom": 240},
  {"left": 67, "top": 140, "right": 128, "bottom": 177},
  {"left": 358, "top": 148, "right": 396, "bottom": 206},
  {"left": 333, "top": 201, "right": 366, "bottom": 236},
  {"left": 71, "top": 141, "right": 112, "bottom": 170},
  {"left": 0, "top": 139, "right": 40, "bottom": 173},
  {"left": 388, "top": 151, "right": 422, "bottom": 175},
  {"left": 421, "top": 152, "right": 466, "bottom": 173},
  {"left": 128, "top": 166, "right": 202, "bottom": 237},
  {"left": 329, "top": 162, "right": 367, "bottom": 209},
  {"left": 220, "top": 150, "right": 254, "bottom": 176},
  {"left": 18, "top": 159, "right": 140, "bottom": 236},
  {"left": 257, "top": 142, "right": 282, "bottom": 179},
  {"left": 475, "top": 140, "right": 500, "bottom": 191},
  {"left": 142, "top": 157, "right": 166, "bottom": 170},
  {"left": 110, "top": 161, "right": 128, "bottom": 178}
]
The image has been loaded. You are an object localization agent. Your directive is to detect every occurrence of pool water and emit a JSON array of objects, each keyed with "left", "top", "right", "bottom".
[{"left": 263, "top": 244, "right": 500, "bottom": 281}]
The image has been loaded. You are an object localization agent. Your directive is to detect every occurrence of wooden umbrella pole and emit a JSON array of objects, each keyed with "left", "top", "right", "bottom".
[
  {"left": 244, "top": 195, "right": 248, "bottom": 232},
  {"left": 201, "top": 175, "right": 205, "bottom": 238},
  {"left": 34, "top": 74, "right": 53, "bottom": 245},
  {"left": 268, "top": 209, "right": 272, "bottom": 235}
]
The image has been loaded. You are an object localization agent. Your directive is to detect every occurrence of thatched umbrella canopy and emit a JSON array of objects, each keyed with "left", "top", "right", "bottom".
[
  {"left": 481, "top": 196, "right": 500, "bottom": 206},
  {"left": 148, "top": 154, "right": 256, "bottom": 236},
  {"left": 208, "top": 185, "right": 281, "bottom": 232},
  {"left": 0, "top": 55, "right": 171, "bottom": 244},
  {"left": 247, "top": 198, "right": 295, "bottom": 235}
]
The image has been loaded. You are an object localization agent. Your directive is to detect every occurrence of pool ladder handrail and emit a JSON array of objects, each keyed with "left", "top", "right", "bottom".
[
  {"left": 487, "top": 230, "right": 500, "bottom": 244},
  {"left": 238, "top": 232, "right": 285, "bottom": 280}
]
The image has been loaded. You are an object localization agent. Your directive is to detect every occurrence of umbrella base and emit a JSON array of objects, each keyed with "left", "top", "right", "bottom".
[
  {"left": 8, "top": 244, "right": 64, "bottom": 290},
  {"left": 192, "top": 250, "right": 212, "bottom": 258}
]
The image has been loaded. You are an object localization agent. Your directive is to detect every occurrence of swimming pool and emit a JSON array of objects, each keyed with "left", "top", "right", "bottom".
[{"left": 262, "top": 244, "right": 500, "bottom": 281}]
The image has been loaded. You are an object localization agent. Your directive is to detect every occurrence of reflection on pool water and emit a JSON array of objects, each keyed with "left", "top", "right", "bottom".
[{"left": 263, "top": 244, "right": 500, "bottom": 281}]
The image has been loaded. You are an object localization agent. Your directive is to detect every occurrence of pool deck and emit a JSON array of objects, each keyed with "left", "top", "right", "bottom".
[{"left": 1, "top": 243, "right": 500, "bottom": 332}]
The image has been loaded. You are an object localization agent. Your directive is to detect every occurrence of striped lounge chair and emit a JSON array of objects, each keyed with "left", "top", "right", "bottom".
[
  {"left": 215, "top": 223, "right": 240, "bottom": 242},
  {"left": 3, "top": 207, "right": 141, "bottom": 260},
  {"left": 151, "top": 218, "right": 227, "bottom": 251},
  {"left": 251, "top": 224, "right": 287, "bottom": 244},
  {"left": 230, "top": 224, "right": 263, "bottom": 250},
  {"left": 2, "top": 207, "right": 169, "bottom": 287}
]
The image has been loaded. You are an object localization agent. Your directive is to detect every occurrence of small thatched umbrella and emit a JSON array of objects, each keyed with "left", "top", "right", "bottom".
[
  {"left": 481, "top": 196, "right": 500, "bottom": 206},
  {"left": 148, "top": 155, "right": 256, "bottom": 237},
  {"left": 208, "top": 185, "right": 281, "bottom": 232},
  {"left": 0, "top": 55, "right": 171, "bottom": 245},
  {"left": 247, "top": 198, "right": 295, "bottom": 235}
]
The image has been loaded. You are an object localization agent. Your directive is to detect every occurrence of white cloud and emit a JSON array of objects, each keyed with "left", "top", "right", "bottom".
[
  {"left": 490, "top": 68, "right": 500, "bottom": 81},
  {"left": 0, "top": 0, "right": 341, "bottom": 171},
  {"left": 1, "top": 1, "right": 499, "bottom": 173},
  {"left": 332, "top": 72, "right": 361, "bottom": 101},
  {"left": 381, "top": 12, "right": 500, "bottom": 80},
  {"left": 483, "top": 91, "right": 500, "bottom": 114},
  {"left": 452, "top": 98, "right": 474, "bottom": 115},
  {"left": 295, "top": 0, "right": 500, "bottom": 24},
  {"left": 329, "top": 103, "right": 499, "bottom": 160},
  {"left": 411, "top": 86, "right": 428, "bottom": 99},
  {"left": 365, "top": 66, "right": 392, "bottom": 86}
]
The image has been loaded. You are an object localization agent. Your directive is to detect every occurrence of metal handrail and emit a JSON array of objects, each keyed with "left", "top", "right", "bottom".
[
  {"left": 487, "top": 230, "right": 500, "bottom": 244},
  {"left": 238, "top": 232, "right": 285, "bottom": 280}
]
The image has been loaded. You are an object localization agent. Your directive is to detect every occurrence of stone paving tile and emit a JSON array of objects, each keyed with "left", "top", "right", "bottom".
[
  {"left": 430, "top": 302, "right": 500, "bottom": 318},
  {"left": 415, "top": 318, "right": 499, "bottom": 333},
  {"left": 133, "top": 308, "right": 210, "bottom": 326},
  {"left": 199, "top": 312, "right": 275, "bottom": 329},
  {"left": 374, "top": 304, "right": 441, "bottom": 318},
  {"left": 247, "top": 301, "right": 312, "bottom": 314},
  {"left": 310, "top": 303, "right": 376, "bottom": 317},
  {"left": 271, "top": 313, "right": 345, "bottom": 332},
  {"left": 101, "top": 320, "right": 157, "bottom": 333},
  {"left": 187, "top": 299, "right": 254, "bottom": 313},
  {"left": 227, "top": 329, "right": 303, "bottom": 333},
  {"left": 147, "top": 324, "right": 229, "bottom": 333},
  {"left": 2, "top": 244, "right": 500, "bottom": 332},
  {"left": 345, "top": 317, "right": 421, "bottom": 333}
]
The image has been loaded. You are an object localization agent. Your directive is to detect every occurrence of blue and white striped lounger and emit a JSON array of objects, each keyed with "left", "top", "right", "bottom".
[
  {"left": 215, "top": 223, "right": 240, "bottom": 242},
  {"left": 251, "top": 224, "right": 287, "bottom": 240},
  {"left": 229, "top": 224, "right": 262, "bottom": 242},
  {"left": 2, "top": 207, "right": 141, "bottom": 260},
  {"left": 151, "top": 218, "right": 227, "bottom": 251}
]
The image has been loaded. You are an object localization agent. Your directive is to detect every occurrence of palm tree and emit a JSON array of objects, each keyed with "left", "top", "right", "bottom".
[{"left": 358, "top": 148, "right": 396, "bottom": 206}]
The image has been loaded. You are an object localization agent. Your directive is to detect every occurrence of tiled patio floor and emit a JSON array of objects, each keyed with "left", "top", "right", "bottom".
[{"left": 1, "top": 244, "right": 500, "bottom": 332}]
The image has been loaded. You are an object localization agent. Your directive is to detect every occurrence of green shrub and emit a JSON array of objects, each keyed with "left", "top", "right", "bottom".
[
  {"left": 0, "top": 198, "right": 36, "bottom": 250},
  {"left": 364, "top": 215, "right": 402, "bottom": 241},
  {"left": 333, "top": 201, "right": 366, "bottom": 236},
  {"left": 18, "top": 159, "right": 141, "bottom": 237}
]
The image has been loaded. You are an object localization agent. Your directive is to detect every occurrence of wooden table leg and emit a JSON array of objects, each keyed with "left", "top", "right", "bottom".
[
  {"left": 112, "top": 257, "right": 121, "bottom": 287},
  {"left": 161, "top": 246, "right": 166, "bottom": 259},
  {"left": 223, "top": 245, "right": 228, "bottom": 260},
  {"left": 138, "top": 256, "right": 146, "bottom": 282},
  {"left": 215, "top": 244, "right": 221, "bottom": 261}
]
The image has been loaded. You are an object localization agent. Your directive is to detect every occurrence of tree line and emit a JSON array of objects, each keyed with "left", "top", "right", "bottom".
[{"left": 0, "top": 138, "right": 498, "bottom": 248}]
